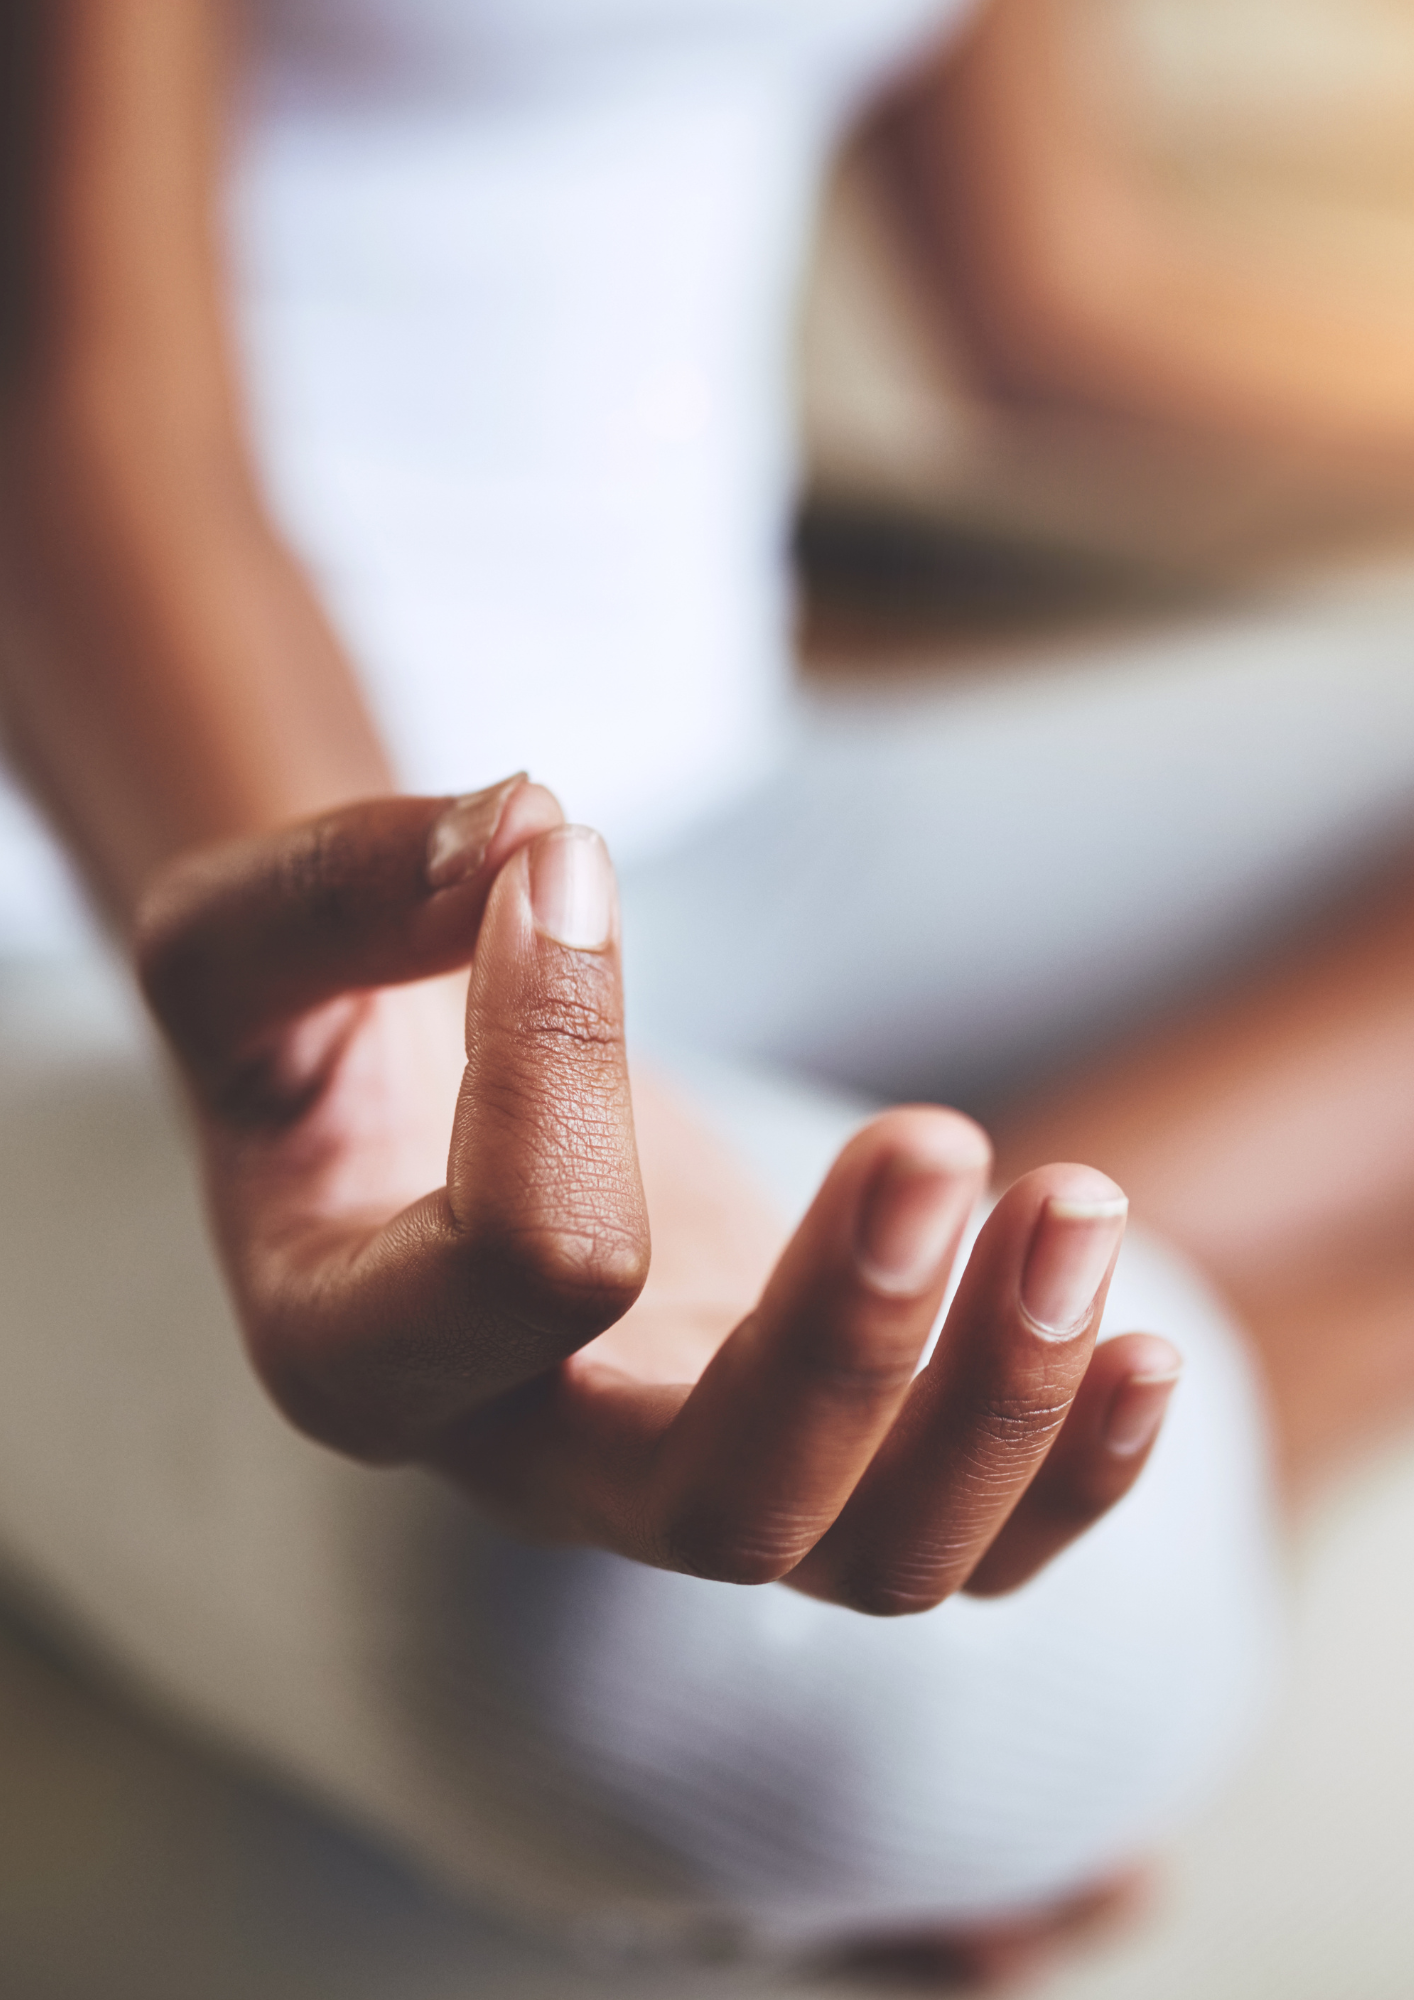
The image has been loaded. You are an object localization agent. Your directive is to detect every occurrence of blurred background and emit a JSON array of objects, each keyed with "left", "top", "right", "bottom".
[
  {"left": 800, "top": 0, "right": 1414, "bottom": 647},
  {"left": 6, "top": 2, "right": 1414, "bottom": 1995}
]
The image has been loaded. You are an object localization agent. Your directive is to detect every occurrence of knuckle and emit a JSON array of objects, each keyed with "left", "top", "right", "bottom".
[
  {"left": 834, "top": 1559, "right": 952, "bottom": 1619},
  {"left": 132, "top": 863, "right": 211, "bottom": 1039},
  {"left": 519, "top": 980, "right": 623, "bottom": 1066},
  {"left": 280, "top": 815, "right": 360, "bottom": 937},
  {"left": 496, "top": 1215, "right": 649, "bottom": 1340},
  {"left": 245, "top": 1323, "right": 404, "bottom": 1465},
  {"left": 827, "top": 1518, "right": 988, "bottom": 1616},
  {"left": 1035, "top": 1465, "right": 1122, "bottom": 1527},
  {"left": 971, "top": 1385, "right": 1072, "bottom": 1454},
  {"left": 663, "top": 1507, "right": 807, "bottom": 1587},
  {"left": 794, "top": 1340, "right": 919, "bottom": 1408}
]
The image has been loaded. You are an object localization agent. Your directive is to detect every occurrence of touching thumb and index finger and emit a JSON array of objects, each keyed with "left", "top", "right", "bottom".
[
  {"left": 135, "top": 773, "right": 561, "bottom": 1106},
  {"left": 134, "top": 775, "right": 650, "bottom": 1461}
]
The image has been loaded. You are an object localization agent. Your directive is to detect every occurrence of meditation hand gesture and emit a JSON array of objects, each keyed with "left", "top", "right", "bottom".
[{"left": 137, "top": 776, "right": 1179, "bottom": 1612}]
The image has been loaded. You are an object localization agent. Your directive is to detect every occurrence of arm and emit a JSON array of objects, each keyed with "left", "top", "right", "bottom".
[
  {"left": 0, "top": 0, "right": 1172, "bottom": 1604},
  {"left": 0, "top": 0, "right": 388, "bottom": 924},
  {"left": 879, "top": 0, "right": 1414, "bottom": 454}
]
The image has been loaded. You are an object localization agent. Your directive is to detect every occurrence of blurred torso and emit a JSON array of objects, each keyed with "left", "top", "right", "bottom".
[{"left": 229, "top": 0, "right": 969, "bottom": 855}]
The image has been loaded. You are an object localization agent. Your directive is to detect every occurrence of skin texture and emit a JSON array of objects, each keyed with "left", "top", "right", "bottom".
[
  {"left": 3, "top": 0, "right": 1413, "bottom": 1985},
  {"left": 136, "top": 781, "right": 1165, "bottom": 1604},
  {"left": 0, "top": 0, "right": 389, "bottom": 915},
  {"left": 0, "top": 0, "right": 1176, "bottom": 1590}
]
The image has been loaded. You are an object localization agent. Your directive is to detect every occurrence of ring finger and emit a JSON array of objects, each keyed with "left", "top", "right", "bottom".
[{"left": 786, "top": 1164, "right": 1128, "bottom": 1614}]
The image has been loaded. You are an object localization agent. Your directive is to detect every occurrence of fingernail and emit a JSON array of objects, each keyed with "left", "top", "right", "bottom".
[
  {"left": 530, "top": 825, "right": 616, "bottom": 951},
  {"left": 427, "top": 773, "right": 527, "bottom": 887},
  {"left": 855, "top": 1152, "right": 982, "bottom": 1298},
  {"left": 1019, "top": 1189, "right": 1128, "bottom": 1341},
  {"left": 1105, "top": 1363, "right": 1182, "bottom": 1458}
]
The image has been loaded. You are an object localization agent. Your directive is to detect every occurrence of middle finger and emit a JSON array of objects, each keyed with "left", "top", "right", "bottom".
[{"left": 786, "top": 1165, "right": 1127, "bottom": 1614}]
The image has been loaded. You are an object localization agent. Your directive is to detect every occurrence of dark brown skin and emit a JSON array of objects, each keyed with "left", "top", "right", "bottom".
[
  {"left": 4, "top": 1, "right": 1413, "bottom": 1986},
  {"left": 135, "top": 779, "right": 1159, "bottom": 1602},
  {"left": 0, "top": 1, "right": 389, "bottom": 915}
]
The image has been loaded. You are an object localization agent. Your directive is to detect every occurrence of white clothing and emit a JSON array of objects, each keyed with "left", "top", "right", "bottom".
[
  {"left": 229, "top": 0, "right": 964, "bottom": 854},
  {"left": 0, "top": 936, "right": 1276, "bottom": 1958},
  {"left": 623, "top": 586, "right": 1414, "bottom": 1103},
  {"left": 0, "top": 0, "right": 964, "bottom": 945}
]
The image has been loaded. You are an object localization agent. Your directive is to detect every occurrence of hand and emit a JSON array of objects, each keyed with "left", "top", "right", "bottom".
[{"left": 137, "top": 777, "right": 1181, "bottom": 1611}]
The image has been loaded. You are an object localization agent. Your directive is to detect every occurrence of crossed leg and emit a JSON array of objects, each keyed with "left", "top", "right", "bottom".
[{"left": 989, "top": 844, "right": 1414, "bottom": 1493}]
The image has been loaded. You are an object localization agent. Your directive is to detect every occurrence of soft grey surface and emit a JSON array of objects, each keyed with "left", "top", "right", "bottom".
[{"left": 1045, "top": 1439, "right": 1414, "bottom": 2000}]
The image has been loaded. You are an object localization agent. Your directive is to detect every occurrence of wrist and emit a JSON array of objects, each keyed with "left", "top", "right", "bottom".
[{"left": 1, "top": 379, "right": 393, "bottom": 926}]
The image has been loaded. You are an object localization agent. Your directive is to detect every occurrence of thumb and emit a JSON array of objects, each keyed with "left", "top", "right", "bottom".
[
  {"left": 447, "top": 824, "right": 650, "bottom": 1356},
  {"left": 269, "top": 822, "right": 648, "bottom": 1457},
  {"left": 174, "top": 810, "right": 649, "bottom": 1463}
]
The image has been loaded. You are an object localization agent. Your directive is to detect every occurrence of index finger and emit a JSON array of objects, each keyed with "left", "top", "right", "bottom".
[{"left": 136, "top": 774, "right": 561, "bottom": 1108}]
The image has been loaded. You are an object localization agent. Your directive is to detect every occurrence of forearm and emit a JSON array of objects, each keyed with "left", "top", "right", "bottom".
[
  {"left": 0, "top": 0, "right": 390, "bottom": 928},
  {"left": 1, "top": 386, "right": 390, "bottom": 925}
]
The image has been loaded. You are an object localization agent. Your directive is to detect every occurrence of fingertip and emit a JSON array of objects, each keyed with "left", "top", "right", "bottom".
[
  {"left": 980, "top": 1163, "right": 1128, "bottom": 1299},
  {"left": 491, "top": 780, "right": 565, "bottom": 865},
  {"left": 527, "top": 824, "right": 619, "bottom": 953},
  {"left": 1019, "top": 1175, "right": 1129, "bottom": 1346},
  {"left": 427, "top": 774, "right": 565, "bottom": 892},
  {"left": 1101, "top": 1331, "right": 1184, "bottom": 1384},
  {"left": 856, "top": 1103, "right": 994, "bottom": 1179},
  {"left": 831, "top": 1106, "right": 991, "bottom": 1299},
  {"left": 1023, "top": 1160, "right": 1127, "bottom": 1213},
  {"left": 470, "top": 822, "right": 623, "bottom": 977},
  {"left": 854, "top": 1150, "right": 983, "bottom": 1299},
  {"left": 1101, "top": 1336, "right": 1183, "bottom": 1460}
]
